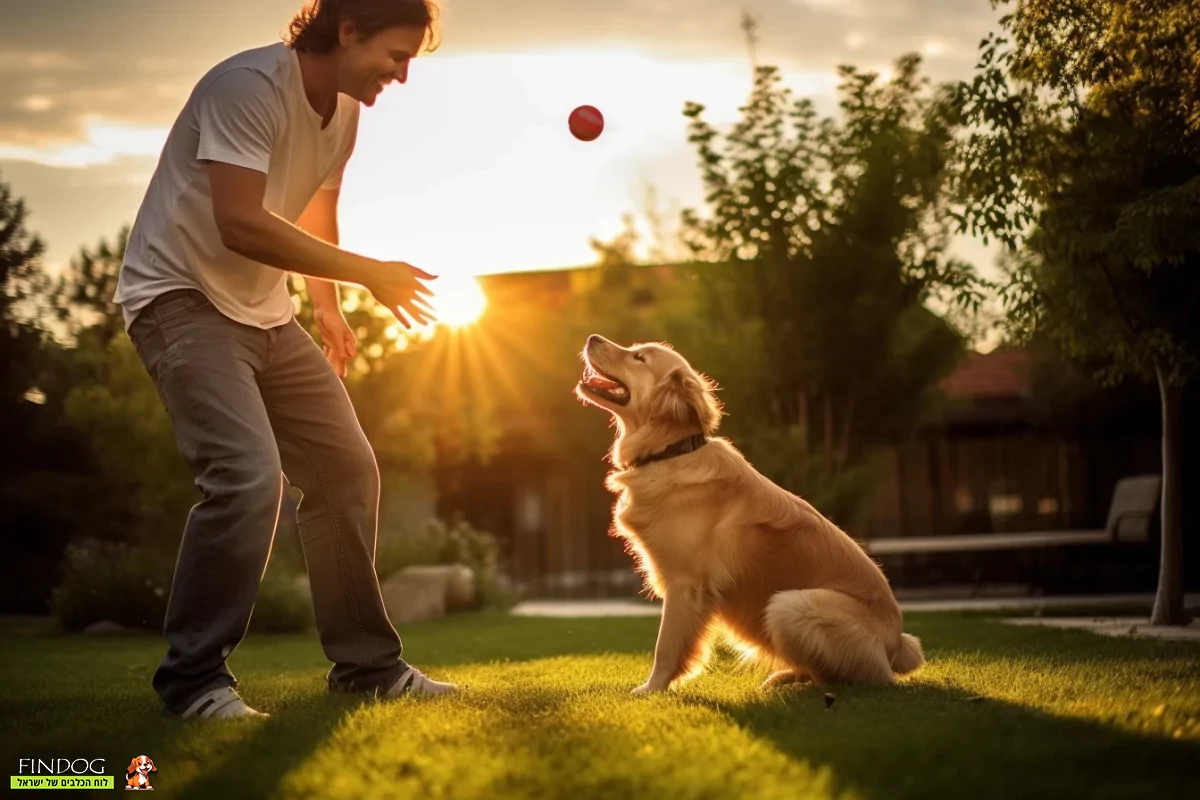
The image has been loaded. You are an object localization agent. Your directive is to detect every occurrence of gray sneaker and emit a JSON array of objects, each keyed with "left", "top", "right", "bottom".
[
  {"left": 180, "top": 686, "right": 268, "bottom": 719},
  {"left": 384, "top": 666, "right": 458, "bottom": 698}
]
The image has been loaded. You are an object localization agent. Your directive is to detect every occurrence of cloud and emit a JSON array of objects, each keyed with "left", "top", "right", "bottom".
[
  {"left": 0, "top": 120, "right": 169, "bottom": 168},
  {"left": 0, "top": 0, "right": 297, "bottom": 147},
  {"left": 0, "top": 156, "right": 155, "bottom": 269}
]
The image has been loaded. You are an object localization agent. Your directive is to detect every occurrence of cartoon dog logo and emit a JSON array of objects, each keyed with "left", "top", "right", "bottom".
[{"left": 125, "top": 755, "right": 156, "bottom": 790}]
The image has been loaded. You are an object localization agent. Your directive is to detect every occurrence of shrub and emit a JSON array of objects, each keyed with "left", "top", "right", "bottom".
[
  {"left": 51, "top": 540, "right": 171, "bottom": 632},
  {"left": 52, "top": 537, "right": 315, "bottom": 634},
  {"left": 732, "top": 425, "right": 885, "bottom": 526},
  {"left": 376, "top": 516, "right": 521, "bottom": 612},
  {"left": 50, "top": 515, "right": 512, "bottom": 634},
  {"left": 248, "top": 556, "right": 314, "bottom": 634}
]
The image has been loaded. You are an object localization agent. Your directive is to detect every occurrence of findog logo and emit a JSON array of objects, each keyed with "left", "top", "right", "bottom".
[
  {"left": 125, "top": 755, "right": 157, "bottom": 791},
  {"left": 11, "top": 757, "right": 111, "bottom": 790}
]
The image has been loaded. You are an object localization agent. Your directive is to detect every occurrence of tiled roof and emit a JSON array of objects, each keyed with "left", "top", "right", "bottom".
[{"left": 940, "top": 347, "right": 1032, "bottom": 400}]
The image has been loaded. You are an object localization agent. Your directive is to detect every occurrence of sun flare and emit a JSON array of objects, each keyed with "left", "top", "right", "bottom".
[{"left": 430, "top": 273, "right": 488, "bottom": 328}]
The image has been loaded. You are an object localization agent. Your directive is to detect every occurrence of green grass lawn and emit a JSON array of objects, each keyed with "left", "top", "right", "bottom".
[{"left": 1, "top": 612, "right": 1198, "bottom": 799}]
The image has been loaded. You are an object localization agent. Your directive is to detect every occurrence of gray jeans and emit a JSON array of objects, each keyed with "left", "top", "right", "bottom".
[{"left": 128, "top": 289, "right": 407, "bottom": 714}]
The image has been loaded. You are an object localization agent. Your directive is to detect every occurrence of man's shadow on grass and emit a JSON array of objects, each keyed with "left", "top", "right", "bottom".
[
  {"left": 0, "top": 613, "right": 662, "bottom": 794},
  {"left": 163, "top": 689, "right": 365, "bottom": 799},
  {"left": 152, "top": 614, "right": 663, "bottom": 797},
  {"left": 0, "top": 655, "right": 357, "bottom": 797}
]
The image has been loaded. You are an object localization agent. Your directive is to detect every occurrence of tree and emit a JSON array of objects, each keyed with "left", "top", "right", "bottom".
[
  {"left": 0, "top": 174, "right": 103, "bottom": 612},
  {"left": 476, "top": 218, "right": 676, "bottom": 457},
  {"left": 0, "top": 172, "right": 48, "bottom": 404},
  {"left": 290, "top": 276, "right": 501, "bottom": 476},
  {"left": 48, "top": 226, "right": 128, "bottom": 346},
  {"left": 674, "top": 57, "right": 974, "bottom": 520},
  {"left": 60, "top": 332, "right": 198, "bottom": 544},
  {"left": 12, "top": 225, "right": 199, "bottom": 550},
  {"left": 953, "top": 0, "right": 1200, "bottom": 624},
  {"left": 32, "top": 225, "right": 501, "bottom": 552}
]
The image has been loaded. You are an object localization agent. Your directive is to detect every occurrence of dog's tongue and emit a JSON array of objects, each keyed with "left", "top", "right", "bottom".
[{"left": 585, "top": 374, "right": 621, "bottom": 390}]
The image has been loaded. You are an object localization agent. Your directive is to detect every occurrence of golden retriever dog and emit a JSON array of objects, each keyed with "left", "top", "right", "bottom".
[{"left": 575, "top": 334, "right": 924, "bottom": 693}]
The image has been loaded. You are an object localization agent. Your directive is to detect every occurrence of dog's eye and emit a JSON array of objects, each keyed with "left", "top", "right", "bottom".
[{"left": 633, "top": 352, "right": 646, "bottom": 362}]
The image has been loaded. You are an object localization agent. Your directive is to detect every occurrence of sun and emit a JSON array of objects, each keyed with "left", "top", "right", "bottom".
[{"left": 430, "top": 273, "right": 487, "bottom": 327}]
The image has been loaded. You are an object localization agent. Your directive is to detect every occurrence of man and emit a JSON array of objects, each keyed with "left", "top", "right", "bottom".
[{"left": 114, "top": 0, "right": 456, "bottom": 720}]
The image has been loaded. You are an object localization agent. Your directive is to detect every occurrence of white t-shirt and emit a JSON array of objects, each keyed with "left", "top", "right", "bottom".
[{"left": 115, "top": 42, "right": 359, "bottom": 330}]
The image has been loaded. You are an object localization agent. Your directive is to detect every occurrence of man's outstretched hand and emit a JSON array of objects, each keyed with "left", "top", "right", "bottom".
[{"left": 367, "top": 262, "right": 438, "bottom": 329}]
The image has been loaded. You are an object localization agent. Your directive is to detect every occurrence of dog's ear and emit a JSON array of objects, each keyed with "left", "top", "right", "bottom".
[
  {"left": 126, "top": 759, "right": 138, "bottom": 776},
  {"left": 147, "top": 758, "right": 156, "bottom": 773},
  {"left": 649, "top": 368, "right": 722, "bottom": 433}
]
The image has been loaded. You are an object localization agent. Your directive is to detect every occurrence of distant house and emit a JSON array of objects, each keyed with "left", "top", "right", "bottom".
[
  {"left": 435, "top": 266, "right": 1161, "bottom": 596},
  {"left": 851, "top": 346, "right": 1159, "bottom": 540}
]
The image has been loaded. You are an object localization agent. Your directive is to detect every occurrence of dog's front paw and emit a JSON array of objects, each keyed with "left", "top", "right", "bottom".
[{"left": 631, "top": 682, "right": 663, "bottom": 695}]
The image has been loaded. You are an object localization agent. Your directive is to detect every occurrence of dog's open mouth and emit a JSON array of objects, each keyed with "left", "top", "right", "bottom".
[{"left": 579, "top": 365, "right": 630, "bottom": 406}]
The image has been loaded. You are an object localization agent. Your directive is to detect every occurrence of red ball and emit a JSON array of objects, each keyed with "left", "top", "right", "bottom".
[{"left": 568, "top": 105, "right": 604, "bottom": 142}]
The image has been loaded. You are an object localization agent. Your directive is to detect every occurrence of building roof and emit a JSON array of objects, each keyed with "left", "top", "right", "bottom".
[
  {"left": 940, "top": 347, "right": 1033, "bottom": 401},
  {"left": 475, "top": 268, "right": 579, "bottom": 309}
]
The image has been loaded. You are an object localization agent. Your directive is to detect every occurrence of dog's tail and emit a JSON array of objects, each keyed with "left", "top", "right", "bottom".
[{"left": 891, "top": 632, "right": 925, "bottom": 676}]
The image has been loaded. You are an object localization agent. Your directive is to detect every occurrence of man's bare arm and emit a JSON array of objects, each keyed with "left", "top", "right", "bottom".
[
  {"left": 208, "top": 160, "right": 435, "bottom": 327},
  {"left": 295, "top": 187, "right": 342, "bottom": 313},
  {"left": 209, "top": 161, "right": 378, "bottom": 284}
]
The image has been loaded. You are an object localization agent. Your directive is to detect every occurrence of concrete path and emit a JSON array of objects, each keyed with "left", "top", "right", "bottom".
[
  {"left": 512, "top": 593, "right": 1200, "bottom": 619},
  {"left": 1002, "top": 616, "right": 1200, "bottom": 642},
  {"left": 898, "top": 592, "right": 1200, "bottom": 613},
  {"left": 512, "top": 599, "right": 662, "bottom": 618}
]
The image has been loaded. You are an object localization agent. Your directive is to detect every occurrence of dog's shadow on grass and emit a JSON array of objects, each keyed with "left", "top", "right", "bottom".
[
  {"left": 668, "top": 627, "right": 1200, "bottom": 800},
  {"left": 683, "top": 683, "right": 1196, "bottom": 799}
]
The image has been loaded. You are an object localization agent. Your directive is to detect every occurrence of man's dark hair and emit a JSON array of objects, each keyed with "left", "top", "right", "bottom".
[{"left": 285, "top": 0, "right": 442, "bottom": 54}]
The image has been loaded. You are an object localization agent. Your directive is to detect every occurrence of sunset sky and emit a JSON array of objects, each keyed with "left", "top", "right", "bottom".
[{"left": 1, "top": 0, "right": 1004, "bottom": 280}]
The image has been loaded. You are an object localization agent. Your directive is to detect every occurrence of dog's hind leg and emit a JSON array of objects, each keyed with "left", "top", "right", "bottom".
[{"left": 763, "top": 589, "right": 895, "bottom": 685}]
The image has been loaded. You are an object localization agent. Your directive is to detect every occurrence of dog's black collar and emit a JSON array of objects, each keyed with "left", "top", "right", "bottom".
[{"left": 630, "top": 433, "right": 709, "bottom": 468}]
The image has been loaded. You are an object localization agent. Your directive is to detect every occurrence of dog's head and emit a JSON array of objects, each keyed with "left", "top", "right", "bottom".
[
  {"left": 575, "top": 334, "right": 722, "bottom": 439},
  {"left": 126, "top": 756, "right": 155, "bottom": 776}
]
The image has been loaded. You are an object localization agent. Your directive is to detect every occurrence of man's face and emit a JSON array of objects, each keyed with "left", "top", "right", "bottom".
[{"left": 338, "top": 23, "right": 426, "bottom": 106}]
